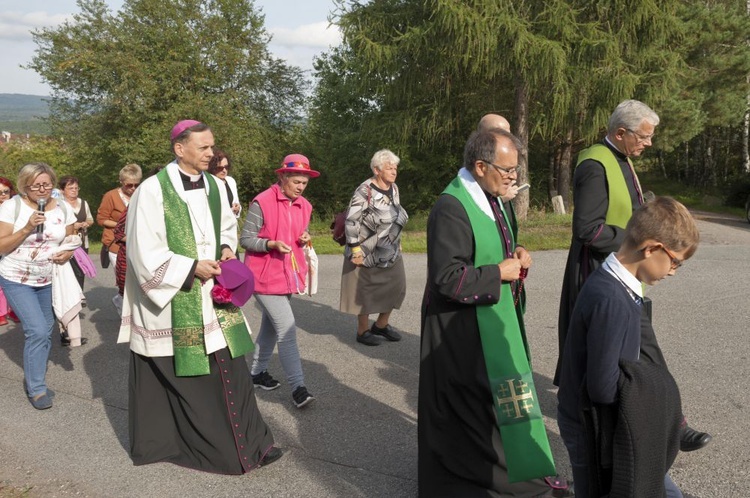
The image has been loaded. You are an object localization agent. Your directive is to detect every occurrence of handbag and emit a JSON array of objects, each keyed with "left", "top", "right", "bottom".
[
  {"left": 100, "top": 244, "right": 111, "bottom": 269},
  {"left": 331, "top": 184, "right": 372, "bottom": 246},
  {"left": 304, "top": 242, "right": 318, "bottom": 296},
  {"left": 330, "top": 211, "right": 347, "bottom": 246},
  {"left": 73, "top": 247, "right": 97, "bottom": 278}
]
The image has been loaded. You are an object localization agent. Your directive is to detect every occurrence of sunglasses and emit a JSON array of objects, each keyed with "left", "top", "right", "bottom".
[
  {"left": 0, "top": 189, "right": 10, "bottom": 196},
  {"left": 214, "top": 166, "right": 231, "bottom": 172},
  {"left": 122, "top": 183, "right": 140, "bottom": 189}
]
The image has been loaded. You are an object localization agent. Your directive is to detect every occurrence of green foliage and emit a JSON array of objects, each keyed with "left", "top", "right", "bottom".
[
  {"left": 27, "top": 0, "right": 308, "bottom": 209},
  {"left": 317, "top": 0, "right": 746, "bottom": 216},
  {"left": 0, "top": 121, "right": 51, "bottom": 136},
  {"left": 0, "top": 138, "right": 73, "bottom": 181}
]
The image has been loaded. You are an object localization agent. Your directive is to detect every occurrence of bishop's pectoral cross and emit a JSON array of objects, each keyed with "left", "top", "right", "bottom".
[{"left": 197, "top": 236, "right": 211, "bottom": 258}]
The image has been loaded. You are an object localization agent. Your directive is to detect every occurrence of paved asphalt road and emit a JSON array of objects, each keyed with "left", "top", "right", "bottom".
[{"left": 0, "top": 214, "right": 748, "bottom": 497}]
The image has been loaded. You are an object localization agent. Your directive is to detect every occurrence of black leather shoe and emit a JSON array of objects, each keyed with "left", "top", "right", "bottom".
[
  {"left": 356, "top": 331, "right": 381, "bottom": 346},
  {"left": 370, "top": 323, "right": 402, "bottom": 342},
  {"left": 259, "top": 447, "right": 283, "bottom": 467},
  {"left": 681, "top": 425, "right": 712, "bottom": 452}
]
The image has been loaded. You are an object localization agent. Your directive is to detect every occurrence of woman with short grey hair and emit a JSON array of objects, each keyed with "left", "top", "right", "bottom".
[
  {"left": 340, "top": 149, "right": 409, "bottom": 346},
  {"left": 97, "top": 163, "right": 142, "bottom": 314}
]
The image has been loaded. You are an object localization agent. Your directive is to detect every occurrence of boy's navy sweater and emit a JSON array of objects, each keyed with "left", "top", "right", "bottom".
[{"left": 557, "top": 265, "right": 642, "bottom": 423}]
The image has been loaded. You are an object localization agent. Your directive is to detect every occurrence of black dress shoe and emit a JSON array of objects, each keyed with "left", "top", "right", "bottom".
[
  {"left": 356, "top": 331, "right": 381, "bottom": 346},
  {"left": 681, "top": 425, "right": 712, "bottom": 452},
  {"left": 259, "top": 446, "right": 283, "bottom": 467},
  {"left": 370, "top": 323, "right": 402, "bottom": 342}
]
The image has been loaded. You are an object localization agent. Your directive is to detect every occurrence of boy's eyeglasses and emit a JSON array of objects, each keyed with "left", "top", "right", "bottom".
[{"left": 660, "top": 245, "right": 683, "bottom": 270}]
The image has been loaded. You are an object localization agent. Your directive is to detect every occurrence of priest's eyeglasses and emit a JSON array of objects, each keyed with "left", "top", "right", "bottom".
[
  {"left": 482, "top": 160, "right": 519, "bottom": 177},
  {"left": 626, "top": 129, "right": 655, "bottom": 144}
]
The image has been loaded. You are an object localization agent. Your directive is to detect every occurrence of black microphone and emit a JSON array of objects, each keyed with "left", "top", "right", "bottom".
[{"left": 36, "top": 198, "right": 46, "bottom": 241}]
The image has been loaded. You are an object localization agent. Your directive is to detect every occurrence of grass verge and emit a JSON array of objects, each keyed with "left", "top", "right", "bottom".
[{"left": 308, "top": 210, "right": 573, "bottom": 255}]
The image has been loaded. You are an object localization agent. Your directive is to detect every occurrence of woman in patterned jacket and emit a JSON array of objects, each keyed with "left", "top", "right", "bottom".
[{"left": 340, "top": 149, "right": 409, "bottom": 346}]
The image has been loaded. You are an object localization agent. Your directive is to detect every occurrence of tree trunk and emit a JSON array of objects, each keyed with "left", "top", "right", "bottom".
[
  {"left": 744, "top": 92, "right": 750, "bottom": 173},
  {"left": 745, "top": 0, "right": 750, "bottom": 173},
  {"left": 548, "top": 139, "right": 559, "bottom": 198},
  {"left": 557, "top": 127, "right": 573, "bottom": 211},
  {"left": 513, "top": 76, "right": 529, "bottom": 220},
  {"left": 659, "top": 150, "right": 667, "bottom": 179}
]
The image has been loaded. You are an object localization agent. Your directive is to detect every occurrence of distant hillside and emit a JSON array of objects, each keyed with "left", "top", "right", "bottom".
[
  {"left": 0, "top": 94, "right": 50, "bottom": 120},
  {"left": 0, "top": 94, "right": 51, "bottom": 135}
]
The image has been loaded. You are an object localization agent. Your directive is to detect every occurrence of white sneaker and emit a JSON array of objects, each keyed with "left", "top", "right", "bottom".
[{"left": 112, "top": 294, "right": 123, "bottom": 315}]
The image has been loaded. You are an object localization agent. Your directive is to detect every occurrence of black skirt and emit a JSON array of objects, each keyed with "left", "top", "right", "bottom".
[{"left": 128, "top": 348, "right": 275, "bottom": 474}]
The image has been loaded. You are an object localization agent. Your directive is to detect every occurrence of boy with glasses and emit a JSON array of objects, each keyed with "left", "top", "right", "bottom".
[
  {"left": 557, "top": 196, "right": 699, "bottom": 498},
  {"left": 557, "top": 99, "right": 710, "bottom": 452}
]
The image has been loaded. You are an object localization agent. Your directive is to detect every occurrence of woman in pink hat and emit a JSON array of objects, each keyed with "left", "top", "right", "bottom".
[{"left": 240, "top": 153, "right": 319, "bottom": 408}]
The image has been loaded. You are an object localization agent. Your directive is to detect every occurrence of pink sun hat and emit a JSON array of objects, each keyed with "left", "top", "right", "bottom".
[
  {"left": 274, "top": 153, "right": 320, "bottom": 178},
  {"left": 170, "top": 120, "right": 203, "bottom": 141}
]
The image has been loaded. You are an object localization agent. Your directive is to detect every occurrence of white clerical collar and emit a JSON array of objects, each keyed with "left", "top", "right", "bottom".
[
  {"left": 604, "top": 136, "right": 627, "bottom": 157},
  {"left": 177, "top": 166, "right": 202, "bottom": 183},
  {"left": 165, "top": 161, "right": 211, "bottom": 203},
  {"left": 458, "top": 167, "right": 497, "bottom": 220},
  {"left": 602, "top": 252, "right": 643, "bottom": 301}
]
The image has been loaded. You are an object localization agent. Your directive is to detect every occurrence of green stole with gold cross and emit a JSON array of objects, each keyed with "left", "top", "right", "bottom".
[
  {"left": 157, "top": 169, "right": 255, "bottom": 377},
  {"left": 443, "top": 176, "right": 556, "bottom": 482}
]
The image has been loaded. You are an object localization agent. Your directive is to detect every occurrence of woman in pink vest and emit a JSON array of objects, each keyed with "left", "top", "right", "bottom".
[{"left": 241, "top": 154, "right": 319, "bottom": 409}]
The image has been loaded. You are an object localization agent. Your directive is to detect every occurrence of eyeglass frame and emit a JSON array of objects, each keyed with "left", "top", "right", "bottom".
[
  {"left": 121, "top": 183, "right": 140, "bottom": 189},
  {"left": 26, "top": 183, "right": 54, "bottom": 192},
  {"left": 481, "top": 160, "right": 520, "bottom": 177},
  {"left": 213, "top": 166, "right": 231, "bottom": 172},
  {"left": 658, "top": 244, "right": 683, "bottom": 270},
  {"left": 0, "top": 189, "right": 11, "bottom": 196},
  {"left": 626, "top": 128, "right": 655, "bottom": 144}
]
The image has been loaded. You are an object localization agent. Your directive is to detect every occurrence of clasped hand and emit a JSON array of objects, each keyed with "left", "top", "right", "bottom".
[
  {"left": 195, "top": 248, "right": 237, "bottom": 282},
  {"left": 499, "top": 247, "right": 533, "bottom": 282}
]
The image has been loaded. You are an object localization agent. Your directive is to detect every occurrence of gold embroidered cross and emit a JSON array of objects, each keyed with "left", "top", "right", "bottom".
[{"left": 496, "top": 379, "right": 534, "bottom": 420}]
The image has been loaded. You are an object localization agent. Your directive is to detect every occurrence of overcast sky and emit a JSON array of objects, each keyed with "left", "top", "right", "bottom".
[{"left": 0, "top": 0, "right": 343, "bottom": 96}]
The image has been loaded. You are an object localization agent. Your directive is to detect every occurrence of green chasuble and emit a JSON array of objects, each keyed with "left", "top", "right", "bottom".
[
  {"left": 576, "top": 144, "right": 633, "bottom": 229},
  {"left": 443, "top": 177, "right": 556, "bottom": 482},
  {"left": 157, "top": 170, "right": 254, "bottom": 377}
]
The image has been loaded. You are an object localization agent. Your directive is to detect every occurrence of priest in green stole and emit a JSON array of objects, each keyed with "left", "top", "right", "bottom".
[
  {"left": 117, "top": 120, "right": 280, "bottom": 474},
  {"left": 419, "top": 129, "right": 568, "bottom": 497}
]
